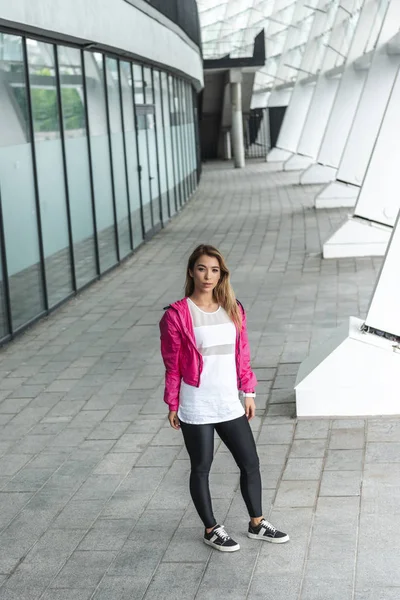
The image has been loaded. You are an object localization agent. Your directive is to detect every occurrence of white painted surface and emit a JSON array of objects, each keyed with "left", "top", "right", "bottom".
[
  {"left": 275, "top": 83, "right": 316, "bottom": 153},
  {"left": 295, "top": 317, "right": 400, "bottom": 417},
  {"left": 284, "top": 153, "right": 314, "bottom": 171},
  {"left": 300, "top": 164, "right": 337, "bottom": 185},
  {"left": 316, "top": 0, "right": 386, "bottom": 170},
  {"left": 296, "top": 76, "right": 340, "bottom": 160},
  {"left": 0, "top": 0, "right": 203, "bottom": 88},
  {"left": 323, "top": 218, "right": 391, "bottom": 259},
  {"left": 337, "top": 3, "right": 400, "bottom": 186},
  {"left": 353, "top": 66, "right": 400, "bottom": 226},
  {"left": 365, "top": 211, "right": 400, "bottom": 337},
  {"left": 317, "top": 68, "right": 366, "bottom": 169},
  {"left": 267, "top": 148, "right": 292, "bottom": 162},
  {"left": 315, "top": 181, "right": 359, "bottom": 209}
]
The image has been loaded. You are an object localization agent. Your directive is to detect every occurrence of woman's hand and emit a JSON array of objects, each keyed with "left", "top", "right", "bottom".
[
  {"left": 168, "top": 410, "right": 180, "bottom": 430},
  {"left": 245, "top": 397, "right": 256, "bottom": 421}
]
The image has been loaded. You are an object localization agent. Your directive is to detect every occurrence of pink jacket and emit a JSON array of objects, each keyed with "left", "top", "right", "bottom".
[{"left": 159, "top": 298, "right": 257, "bottom": 411}]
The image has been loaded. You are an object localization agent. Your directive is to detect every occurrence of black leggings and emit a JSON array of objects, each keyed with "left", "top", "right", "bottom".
[{"left": 180, "top": 414, "right": 262, "bottom": 528}]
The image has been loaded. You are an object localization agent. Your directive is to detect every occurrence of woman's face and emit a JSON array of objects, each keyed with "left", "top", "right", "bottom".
[{"left": 190, "top": 254, "right": 221, "bottom": 294}]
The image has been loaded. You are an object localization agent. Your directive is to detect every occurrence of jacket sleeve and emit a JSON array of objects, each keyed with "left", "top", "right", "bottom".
[
  {"left": 238, "top": 304, "right": 257, "bottom": 393},
  {"left": 159, "top": 310, "right": 182, "bottom": 411}
]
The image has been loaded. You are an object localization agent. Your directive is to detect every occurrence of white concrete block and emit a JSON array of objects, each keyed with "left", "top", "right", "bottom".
[
  {"left": 323, "top": 218, "right": 392, "bottom": 259},
  {"left": 295, "top": 317, "right": 400, "bottom": 417}
]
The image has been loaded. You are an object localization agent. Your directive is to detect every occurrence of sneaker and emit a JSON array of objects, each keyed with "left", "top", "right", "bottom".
[
  {"left": 203, "top": 524, "right": 240, "bottom": 552},
  {"left": 248, "top": 518, "right": 289, "bottom": 543}
]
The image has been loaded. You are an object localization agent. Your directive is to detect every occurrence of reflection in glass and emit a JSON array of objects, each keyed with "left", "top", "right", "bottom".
[
  {"left": 120, "top": 61, "right": 143, "bottom": 247},
  {"left": 84, "top": 51, "right": 117, "bottom": 273},
  {"left": 143, "top": 67, "right": 154, "bottom": 104},
  {"left": 153, "top": 71, "right": 169, "bottom": 222},
  {"left": 27, "top": 39, "right": 73, "bottom": 307},
  {"left": 105, "top": 57, "right": 131, "bottom": 259},
  {"left": 161, "top": 72, "right": 177, "bottom": 216},
  {"left": 58, "top": 45, "right": 97, "bottom": 288},
  {"left": 0, "top": 33, "right": 45, "bottom": 330},
  {"left": 169, "top": 75, "right": 183, "bottom": 208},
  {"left": 146, "top": 76, "right": 161, "bottom": 229}
]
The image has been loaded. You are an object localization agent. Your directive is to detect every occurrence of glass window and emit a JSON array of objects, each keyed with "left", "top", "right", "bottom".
[
  {"left": 84, "top": 51, "right": 117, "bottom": 273},
  {"left": 27, "top": 39, "right": 73, "bottom": 307},
  {"left": 161, "top": 72, "right": 177, "bottom": 216},
  {"left": 120, "top": 61, "right": 143, "bottom": 248},
  {"left": 133, "top": 64, "right": 144, "bottom": 105},
  {"left": 169, "top": 75, "right": 183, "bottom": 208},
  {"left": 134, "top": 65, "right": 152, "bottom": 233},
  {"left": 0, "top": 33, "right": 45, "bottom": 330},
  {"left": 105, "top": 57, "right": 132, "bottom": 259},
  {"left": 146, "top": 101, "right": 161, "bottom": 229},
  {"left": 58, "top": 45, "right": 97, "bottom": 289},
  {"left": 143, "top": 67, "right": 154, "bottom": 104}
]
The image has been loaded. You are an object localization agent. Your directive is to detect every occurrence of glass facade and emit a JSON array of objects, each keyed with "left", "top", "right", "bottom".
[{"left": 0, "top": 31, "right": 199, "bottom": 342}]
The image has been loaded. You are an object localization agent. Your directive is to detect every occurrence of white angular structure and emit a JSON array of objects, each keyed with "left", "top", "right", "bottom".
[
  {"left": 323, "top": 61, "right": 400, "bottom": 258},
  {"left": 315, "top": 0, "right": 400, "bottom": 209},
  {"left": 268, "top": 0, "right": 339, "bottom": 164},
  {"left": 300, "top": 0, "right": 389, "bottom": 186},
  {"left": 296, "top": 211, "right": 400, "bottom": 418}
]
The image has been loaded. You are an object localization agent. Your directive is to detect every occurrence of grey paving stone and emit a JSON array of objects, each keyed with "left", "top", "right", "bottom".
[
  {"left": 248, "top": 575, "right": 301, "bottom": 600},
  {"left": 0, "top": 454, "right": 33, "bottom": 476},
  {"left": 145, "top": 562, "right": 204, "bottom": 600},
  {"left": 257, "top": 444, "right": 290, "bottom": 466},
  {"left": 365, "top": 442, "right": 400, "bottom": 463},
  {"left": 325, "top": 449, "right": 363, "bottom": 470},
  {"left": 295, "top": 420, "right": 330, "bottom": 439},
  {"left": 52, "top": 500, "right": 105, "bottom": 529},
  {"left": 283, "top": 458, "right": 323, "bottom": 480},
  {"left": 274, "top": 480, "right": 319, "bottom": 508},
  {"left": 290, "top": 439, "right": 327, "bottom": 458},
  {"left": 331, "top": 419, "right": 366, "bottom": 429},
  {"left": 111, "top": 433, "right": 154, "bottom": 453},
  {"left": 41, "top": 590, "right": 94, "bottom": 600},
  {"left": 367, "top": 420, "right": 400, "bottom": 442},
  {"left": 162, "top": 526, "right": 211, "bottom": 562},
  {"left": 196, "top": 544, "right": 259, "bottom": 600},
  {"left": 329, "top": 428, "right": 365, "bottom": 449},
  {"left": 320, "top": 470, "right": 362, "bottom": 497},
  {"left": 72, "top": 475, "right": 125, "bottom": 501},
  {"left": 51, "top": 550, "right": 116, "bottom": 588},
  {"left": 354, "top": 587, "right": 400, "bottom": 600},
  {"left": 258, "top": 424, "right": 295, "bottom": 445},
  {"left": 93, "top": 453, "right": 140, "bottom": 475},
  {"left": 300, "top": 579, "right": 353, "bottom": 600},
  {"left": 78, "top": 518, "right": 135, "bottom": 551},
  {"left": 136, "top": 445, "right": 181, "bottom": 467},
  {"left": 91, "top": 575, "right": 151, "bottom": 600},
  {"left": 267, "top": 402, "right": 296, "bottom": 418}
]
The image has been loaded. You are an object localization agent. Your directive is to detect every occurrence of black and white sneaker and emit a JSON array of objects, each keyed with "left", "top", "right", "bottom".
[
  {"left": 248, "top": 518, "right": 289, "bottom": 543},
  {"left": 203, "top": 524, "right": 240, "bottom": 552}
]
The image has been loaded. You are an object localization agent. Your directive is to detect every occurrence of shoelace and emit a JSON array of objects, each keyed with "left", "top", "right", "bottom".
[
  {"left": 214, "top": 526, "right": 230, "bottom": 541},
  {"left": 260, "top": 519, "right": 276, "bottom": 533}
]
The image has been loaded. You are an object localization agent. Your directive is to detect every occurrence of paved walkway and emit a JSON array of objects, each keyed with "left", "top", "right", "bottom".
[{"left": 0, "top": 160, "right": 395, "bottom": 600}]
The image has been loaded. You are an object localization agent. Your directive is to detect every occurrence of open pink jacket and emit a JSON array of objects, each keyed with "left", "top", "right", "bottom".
[{"left": 159, "top": 298, "right": 257, "bottom": 411}]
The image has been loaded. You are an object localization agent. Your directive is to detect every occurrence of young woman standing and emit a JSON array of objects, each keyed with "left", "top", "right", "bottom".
[{"left": 160, "top": 244, "right": 289, "bottom": 552}]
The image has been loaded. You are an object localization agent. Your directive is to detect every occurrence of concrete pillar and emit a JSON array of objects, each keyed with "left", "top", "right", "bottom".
[
  {"left": 223, "top": 130, "right": 232, "bottom": 160},
  {"left": 231, "top": 81, "right": 245, "bottom": 168}
]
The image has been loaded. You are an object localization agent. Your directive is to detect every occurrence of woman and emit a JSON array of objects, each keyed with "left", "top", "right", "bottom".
[{"left": 160, "top": 244, "right": 289, "bottom": 552}]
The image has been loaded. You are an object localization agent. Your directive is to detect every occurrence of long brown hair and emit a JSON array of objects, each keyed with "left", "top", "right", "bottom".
[{"left": 184, "top": 244, "right": 242, "bottom": 330}]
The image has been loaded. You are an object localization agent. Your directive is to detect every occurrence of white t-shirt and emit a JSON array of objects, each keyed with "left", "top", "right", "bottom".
[{"left": 178, "top": 298, "right": 245, "bottom": 425}]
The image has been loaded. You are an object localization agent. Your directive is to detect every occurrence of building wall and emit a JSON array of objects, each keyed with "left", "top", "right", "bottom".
[
  {"left": 0, "top": 2, "right": 201, "bottom": 342},
  {"left": 0, "top": 0, "right": 203, "bottom": 90}
]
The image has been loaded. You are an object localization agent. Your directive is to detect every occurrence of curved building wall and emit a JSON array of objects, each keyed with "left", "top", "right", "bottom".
[{"left": 0, "top": 1, "right": 202, "bottom": 342}]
